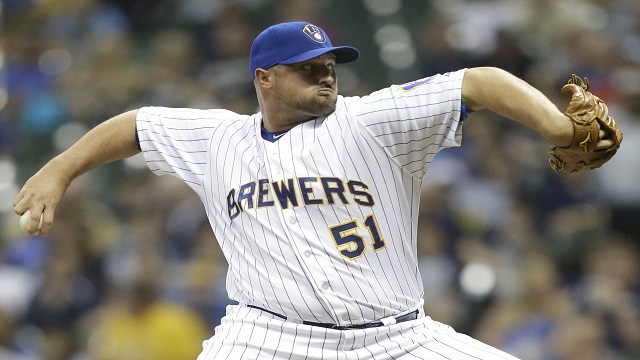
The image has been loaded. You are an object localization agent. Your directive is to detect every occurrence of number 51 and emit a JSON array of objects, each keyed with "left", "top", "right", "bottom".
[{"left": 329, "top": 214, "right": 386, "bottom": 259}]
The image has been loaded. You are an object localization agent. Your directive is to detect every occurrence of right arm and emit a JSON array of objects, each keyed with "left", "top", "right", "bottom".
[
  {"left": 461, "top": 67, "right": 574, "bottom": 147},
  {"left": 13, "top": 109, "right": 141, "bottom": 236}
]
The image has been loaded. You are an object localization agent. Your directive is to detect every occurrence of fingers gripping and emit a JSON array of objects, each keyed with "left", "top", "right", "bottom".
[{"left": 13, "top": 175, "right": 61, "bottom": 236}]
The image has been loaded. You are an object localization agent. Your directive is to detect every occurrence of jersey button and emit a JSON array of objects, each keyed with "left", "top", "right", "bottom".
[
  {"left": 289, "top": 217, "right": 297, "bottom": 224},
  {"left": 304, "top": 250, "right": 312, "bottom": 257},
  {"left": 321, "top": 281, "right": 330, "bottom": 290},
  {"left": 342, "top": 314, "right": 350, "bottom": 321}
]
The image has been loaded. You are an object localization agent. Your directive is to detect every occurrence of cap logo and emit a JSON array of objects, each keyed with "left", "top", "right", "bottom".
[{"left": 303, "top": 24, "right": 326, "bottom": 43}]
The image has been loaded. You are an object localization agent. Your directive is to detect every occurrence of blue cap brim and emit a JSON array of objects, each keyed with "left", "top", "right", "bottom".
[{"left": 279, "top": 46, "right": 360, "bottom": 66}]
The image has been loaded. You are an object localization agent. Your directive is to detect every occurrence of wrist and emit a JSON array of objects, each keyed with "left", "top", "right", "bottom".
[
  {"left": 548, "top": 114, "right": 574, "bottom": 148},
  {"left": 47, "top": 154, "right": 81, "bottom": 185}
]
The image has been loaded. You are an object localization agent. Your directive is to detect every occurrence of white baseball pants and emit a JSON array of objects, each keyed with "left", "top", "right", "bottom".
[{"left": 197, "top": 304, "right": 521, "bottom": 359}]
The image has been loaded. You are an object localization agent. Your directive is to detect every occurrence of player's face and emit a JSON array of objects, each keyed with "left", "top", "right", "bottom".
[{"left": 271, "top": 53, "right": 338, "bottom": 118}]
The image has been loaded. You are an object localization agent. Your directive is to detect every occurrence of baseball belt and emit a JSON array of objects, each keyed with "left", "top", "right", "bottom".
[{"left": 246, "top": 305, "right": 419, "bottom": 330}]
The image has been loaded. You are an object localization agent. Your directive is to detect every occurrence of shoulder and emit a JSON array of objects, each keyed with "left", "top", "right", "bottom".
[
  {"left": 136, "top": 107, "right": 256, "bottom": 133},
  {"left": 338, "top": 70, "right": 466, "bottom": 109},
  {"left": 137, "top": 106, "right": 250, "bottom": 122}
]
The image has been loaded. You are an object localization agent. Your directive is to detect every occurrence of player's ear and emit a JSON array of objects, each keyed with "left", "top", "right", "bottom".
[{"left": 255, "top": 68, "right": 273, "bottom": 88}]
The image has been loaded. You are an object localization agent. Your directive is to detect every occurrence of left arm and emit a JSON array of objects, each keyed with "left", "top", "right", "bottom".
[{"left": 461, "top": 67, "right": 573, "bottom": 147}]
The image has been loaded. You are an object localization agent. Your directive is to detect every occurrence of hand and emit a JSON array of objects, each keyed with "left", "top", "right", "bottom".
[{"left": 13, "top": 160, "right": 72, "bottom": 236}]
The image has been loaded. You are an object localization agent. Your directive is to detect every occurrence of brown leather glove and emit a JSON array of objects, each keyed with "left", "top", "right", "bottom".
[{"left": 549, "top": 75, "right": 623, "bottom": 172}]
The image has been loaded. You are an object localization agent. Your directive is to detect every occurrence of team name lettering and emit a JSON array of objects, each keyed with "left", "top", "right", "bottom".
[{"left": 227, "top": 177, "right": 374, "bottom": 220}]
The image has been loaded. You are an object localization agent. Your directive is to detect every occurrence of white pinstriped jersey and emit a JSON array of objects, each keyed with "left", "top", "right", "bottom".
[{"left": 136, "top": 69, "right": 466, "bottom": 326}]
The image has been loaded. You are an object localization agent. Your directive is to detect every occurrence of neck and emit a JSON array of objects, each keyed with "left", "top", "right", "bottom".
[
  {"left": 260, "top": 109, "right": 316, "bottom": 132},
  {"left": 255, "top": 82, "right": 324, "bottom": 132}
]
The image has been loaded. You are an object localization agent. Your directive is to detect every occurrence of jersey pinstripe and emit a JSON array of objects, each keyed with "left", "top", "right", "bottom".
[{"left": 136, "top": 69, "right": 465, "bottom": 327}]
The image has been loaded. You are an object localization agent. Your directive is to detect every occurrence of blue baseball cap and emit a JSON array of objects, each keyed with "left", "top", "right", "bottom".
[{"left": 249, "top": 21, "right": 359, "bottom": 78}]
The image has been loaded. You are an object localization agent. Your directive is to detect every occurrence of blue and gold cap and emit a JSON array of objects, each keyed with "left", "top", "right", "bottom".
[{"left": 249, "top": 21, "right": 360, "bottom": 78}]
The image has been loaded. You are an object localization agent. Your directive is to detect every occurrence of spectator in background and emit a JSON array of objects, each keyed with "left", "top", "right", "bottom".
[{"left": 87, "top": 280, "right": 208, "bottom": 360}]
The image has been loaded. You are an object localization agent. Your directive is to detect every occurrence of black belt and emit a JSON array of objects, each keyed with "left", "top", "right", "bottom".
[{"left": 247, "top": 305, "right": 419, "bottom": 330}]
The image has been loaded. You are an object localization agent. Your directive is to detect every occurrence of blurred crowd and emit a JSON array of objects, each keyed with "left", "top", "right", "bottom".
[{"left": 1, "top": 0, "right": 639, "bottom": 359}]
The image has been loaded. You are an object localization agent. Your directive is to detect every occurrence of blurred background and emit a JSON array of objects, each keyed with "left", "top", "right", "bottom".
[{"left": 1, "top": 0, "right": 639, "bottom": 359}]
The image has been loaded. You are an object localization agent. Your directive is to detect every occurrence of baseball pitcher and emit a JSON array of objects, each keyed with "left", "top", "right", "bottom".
[{"left": 15, "top": 21, "right": 622, "bottom": 359}]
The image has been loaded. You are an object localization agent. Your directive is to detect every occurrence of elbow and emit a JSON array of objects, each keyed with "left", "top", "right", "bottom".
[{"left": 461, "top": 67, "right": 511, "bottom": 111}]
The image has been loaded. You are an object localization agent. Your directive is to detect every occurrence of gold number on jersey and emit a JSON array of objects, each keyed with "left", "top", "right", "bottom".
[{"left": 329, "top": 214, "right": 387, "bottom": 259}]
